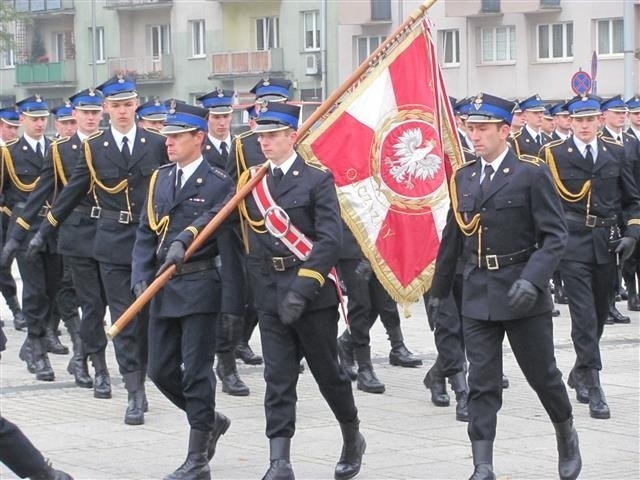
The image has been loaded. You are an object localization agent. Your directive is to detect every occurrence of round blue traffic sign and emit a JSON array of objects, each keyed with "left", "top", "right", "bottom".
[{"left": 571, "top": 71, "right": 592, "bottom": 95}]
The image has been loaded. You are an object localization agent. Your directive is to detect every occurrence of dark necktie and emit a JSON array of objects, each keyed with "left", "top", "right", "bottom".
[
  {"left": 35, "top": 142, "right": 44, "bottom": 161},
  {"left": 585, "top": 144, "right": 594, "bottom": 164},
  {"left": 535, "top": 134, "right": 541, "bottom": 146},
  {"left": 220, "top": 141, "right": 228, "bottom": 160},
  {"left": 272, "top": 167, "right": 283, "bottom": 187},
  {"left": 480, "top": 164, "right": 494, "bottom": 199},
  {"left": 173, "top": 168, "right": 183, "bottom": 201},
  {"left": 121, "top": 136, "right": 132, "bottom": 164}
]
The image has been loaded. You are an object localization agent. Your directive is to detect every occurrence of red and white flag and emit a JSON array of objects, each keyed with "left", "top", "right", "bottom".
[{"left": 298, "top": 18, "right": 464, "bottom": 303}]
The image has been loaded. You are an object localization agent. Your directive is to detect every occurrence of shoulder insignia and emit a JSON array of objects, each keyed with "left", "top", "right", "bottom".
[
  {"left": 304, "top": 160, "right": 328, "bottom": 171},
  {"left": 3, "top": 138, "right": 19, "bottom": 148},
  {"left": 87, "top": 130, "right": 104, "bottom": 141},
  {"left": 209, "top": 166, "right": 228, "bottom": 180},
  {"left": 144, "top": 126, "right": 165, "bottom": 137},
  {"left": 545, "top": 138, "right": 565, "bottom": 150},
  {"left": 519, "top": 154, "right": 542, "bottom": 166},
  {"left": 53, "top": 136, "right": 71, "bottom": 145},
  {"left": 158, "top": 163, "right": 173, "bottom": 170},
  {"left": 622, "top": 132, "right": 636, "bottom": 142},
  {"left": 234, "top": 130, "right": 255, "bottom": 141},
  {"left": 510, "top": 130, "right": 522, "bottom": 140},
  {"left": 600, "top": 136, "right": 623, "bottom": 147},
  {"left": 455, "top": 159, "right": 477, "bottom": 171}
]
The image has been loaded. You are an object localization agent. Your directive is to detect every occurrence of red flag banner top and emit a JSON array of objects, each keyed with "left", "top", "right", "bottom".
[{"left": 298, "top": 19, "right": 464, "bottom": 304}]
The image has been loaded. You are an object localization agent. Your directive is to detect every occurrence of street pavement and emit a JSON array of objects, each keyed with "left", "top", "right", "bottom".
[{"left": 1, "top": 272, "right": 638, "bottom": 479}]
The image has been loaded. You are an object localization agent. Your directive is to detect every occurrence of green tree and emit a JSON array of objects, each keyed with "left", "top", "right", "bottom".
[
  {"left": 0, "top": 1, "right": 19, "bottom": 54},
  {"left": 29, "top": 29, "right": 46, "bottom": 63}
]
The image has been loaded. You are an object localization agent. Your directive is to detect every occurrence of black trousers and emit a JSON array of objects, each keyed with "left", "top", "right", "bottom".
[
  {"left": 259, "top": 307, "right": 357, "bottom": 438},
  {"left": 0, "top": 415, "right": 47, "bottom": 478},
  {"left": 0, "top": 264, "right": 17, "bottom": 301},
  {"left": 99, "top": 262, "right": 148, "bottom": 375},
  {"left": 424, "top": 287, "right": 466, "bottom": 377},
  {"left": 16, "top": 250, "right": 62, "bottom": 338},
  {"left": 622, "top": 244, "right": 640, "bottom": 293},
  {"left": 560, "top": 260, "right": 615, "bottom": 371},
  {"left": 66, "top": 255, "right": 108, "bottom": 354},
  {"left": 56, "top": 259, "right": 79, "bottom": 322},
  {"left": 339, "top": 259, "right": 399, "bottom": 348},
  {"left": 148, "top": 312, "right": 217, "bottom": 432},
  {"left": 463, "top": 313, "right": 572, "bottom": 441}
]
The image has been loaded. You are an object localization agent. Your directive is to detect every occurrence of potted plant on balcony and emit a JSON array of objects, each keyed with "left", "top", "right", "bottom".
[{"left": 29, "top": 31, "right": 47, "bottom": 64}]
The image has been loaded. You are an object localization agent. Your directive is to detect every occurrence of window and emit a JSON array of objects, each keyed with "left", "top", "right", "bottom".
[
  {"left": 371, "top": 0, "right": 391, "bottom": 21},
  {"left": 479, "top": 26, "right": 515, "bottom": 64},
  {"left": 597, "top": 18, "right": 623, "bottom": 56},
  {"left": 303, "top": 11, "right": 320, "bottom": 51},
  {"left": 256, "top": 17, "right": 279, "bottom": 51},
  {"left": 150, "top": 25, "right": 171, "bottom": 59},
  {"left": 537, "top": 22, "right": 573, "bottom": 60},
  {"left": 190, "top": 20, "right": 205, "bottom": 57},
  {"left": 53, "top": 32, "right": 65, "bottom": 61},
  {"left": 439, "top": 29, "right": 460, "bottom": 66},
  {"left": 356, "top": 35, "right": 385, "bottom": 65},
  {"left": 89, "top": 26, "right": 105, "bottom": 63},
  {"left": 1, "top": 45, "right": 15, "bottom": 69}
]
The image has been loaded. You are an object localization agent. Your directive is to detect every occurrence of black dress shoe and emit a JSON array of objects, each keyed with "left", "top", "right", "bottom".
[
  {"left": 609, "top": 306, "right": 630, "bottom": 324},
  {"left": 357, "top": 367, "right": 385, "bottom": 394},
  {"left": 234, "top": 342, "right": 263, "bottom": 365},
  {"left": 423, "top": 368, "right": 449, "bottom": 406},
  {"left": 389, "top": 344, "right": 423, "bottom": 367},
  {"left": 628, "top": 294, "right": 640, "bottom": 312}
]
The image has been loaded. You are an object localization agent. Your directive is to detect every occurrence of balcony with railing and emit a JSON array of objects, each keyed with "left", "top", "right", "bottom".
[
  {"left": 13, "top": 0, "right": 74, "bottom": 14},
  {"left": 446, "top": 0, "right": 563, "bottom": 17},
  {"left": 105, "top": 0, "right": 172, "bottom": 10},
  {"left": 209, "top": 49, "right": 284, "bottom": 77},
  {"left": 107, "top": 55, "right": 174, "bottom": 83},
  {"left": 15, "top": 60, "right": 76, "bottom": 86}
]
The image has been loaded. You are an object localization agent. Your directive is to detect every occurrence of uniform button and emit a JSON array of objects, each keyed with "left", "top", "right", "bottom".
[
  {"left": 128, "top": 173, "right": 133, "bottom": 176},
  {"left": 131, "top": 202, "right": 136, "bottom": 207},
  {"left": 483, "top": 227, "right": 488, "bottom": 231},
  {"left": 486, "top": 247, "right": 492, "bottom": 251},
  {"left": 593, "top": 203, "right": 598, "bottom": 207},
  {"left": 482, "top": 207, "right": 487, "bottom": 212},
  {"left": 275, "top": 241, "right": 280, "bottom": 246}
]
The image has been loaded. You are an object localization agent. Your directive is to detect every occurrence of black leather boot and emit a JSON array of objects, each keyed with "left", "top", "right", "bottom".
[
  {"left": 423, "top": 366, "right": 449, "bottom": 406},
  {"left": 354, "top": 346, "right": 385, "bottom": 394},
  {"left": 19, "top": 336, "right": 36, "bottom": 373},
  {"left": 628, "top": 293, "right": 640, "bottom": 311},
  {"left": 586, "top": 369, "right": 610, "bottom": 419},
  {"left": 334, "top": 418, "right": 366, "bottom": 480},
  {"left": 31, "top": 336, "right": 55, "bottom": 381},
  {"left": 44, "top": 326, "right": 69, "bottom": 355},
  {"left": 553, "top": 417, "right": 582, "bottom": 480},
  {"left": 337, "top": 330, "right": 357, "bottom": 381},
  {"left": 66, "top": 315, "right": 92, "bottom": 388},
  {"left": 139, "top": 365, "right": 149, "bottom": 413},
  {"left": 216, "top": 351, "right": 250, "bottom": 396},
  {"left": 469, "top": 440, "right": 495, "bottom": 480},
  {"left": 123, "top": 371, "right": 145, "bottom": 425},
  {"left": 30, "top": 460, "right": 73, "bottom": 480},
  {"left": 7, "top": 295, "right": 27, "bottom": 331},
  {"left": 90, "top": 350, "right": 112, "bottom": 399},
  {"left": 235, "top": 341, "right": 263, "bottom": 365},
  {"left": 262, "top": 437, "right": 295, "bottom": 480},
  {"left": 449, "top": 371, "right": 469, "bottom": 422},
  {"left": 387, "top": 326, "right": 422, "bottom": 367},
  {"left": 567, "top": 367, "right": 589, "bottom": 404},
  {"left": 608, "top": 304, "right": 630, "bottom": 324},
  {"left": 206, "top": 411, "right": 231, "bottom": 460},
  {"left": 164, "top": 428, "right": 211, "bottom": 480}
]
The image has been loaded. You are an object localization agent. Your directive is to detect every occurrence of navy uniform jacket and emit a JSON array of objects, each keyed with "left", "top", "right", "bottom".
[
  {"left": 226, "top": 132, "right": 266, "bottom": 180},
  {"left": 10, "top": 133, "right": 98, "bottom": 257},
  {"left": 39, "top": 127, "right": 168, "bottom": 265},
  {"left": 131, "top": 160, "right": 243, "bottom": 318},
  {"left": 1, "top": 136, "right": 53, "bottom": 249},
  {"left": 202, "top": 137, "right": 227, "bottom": 170},
  {"left": 430, "top": 148, "right": 567, "bottom": 321},
  {"left": 245, "top": 155, "right": 342, "bottom": 315},
  {"left": 600, "top": 128, "right": 640, "bottom": 186},
  {"left": 508, "top": 128, "right": 552, "bottom": 157},
  {"left": 542, "top": 136, "right": 640, "bottom": 264}
]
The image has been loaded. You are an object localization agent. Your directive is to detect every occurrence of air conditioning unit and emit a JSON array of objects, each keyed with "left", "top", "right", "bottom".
[{"left": 305, "top": 54, "right": 320, "bottom": 76}]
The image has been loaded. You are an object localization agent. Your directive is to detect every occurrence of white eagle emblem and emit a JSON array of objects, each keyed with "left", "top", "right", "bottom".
[{"left": 385, "top": 128, "right": 441, "bottom": 189}]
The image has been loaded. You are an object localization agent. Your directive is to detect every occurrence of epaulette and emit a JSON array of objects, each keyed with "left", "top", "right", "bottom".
[
  {"left": 158, "top": 163, "right": 173, "bottom": 170},
  {"left": 209, "top": 165, "right": 228, "bottom": 180},
  {"left": 544, "top": 138, "right": 565, "bottom": 150},
  {"left": 3, "top": 138, "right": 19, "bottom": 148},
  {"left": 305, "top": 159, "right": 328, "bottom": 171},
  {"left": 510, "top": 130, "right": 522, "bottom": 139},
  {"left": 518, "top": 154, "right": 542, "bottom": 166},
  {"left": 600, "top": 135, "right": 624, "bottom": 147},
  {"left": 622, "top": 131, "right": 637, "bottom": 142},
  {"left": 144, "top": 126, "right": 165, "bottom": 137},
  {"left": 53, "top": 136, "right": 71, "bottom": 145},
  {"left": 233, "top": 130, "right": 255, "bottom": 141},
  {"left": 86, "top": 130, "right": 104, "bottom": 141},
  {"left": 455, "top": 158, "right": 477, "bottom": 171}
]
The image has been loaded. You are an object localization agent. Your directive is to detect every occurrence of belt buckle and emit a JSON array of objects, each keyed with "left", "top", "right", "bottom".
[
  {"left": 90, "top": 206, "right": 102, "bottom": 219},
  {"left": 118, "top": 211, "right": 131, "bottom": 224},
  {"left": 485, "top": 255, "right": 499, "bottom": 270},
  {"left": 272, "top": 257, "right": 286, "bottom": 272},
  {"left": 585, "top": 214, "right": 597, "bottom": 228},
  {"left": 38, "top": 205, "right": 50, "bottom": 217}
]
